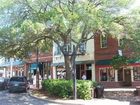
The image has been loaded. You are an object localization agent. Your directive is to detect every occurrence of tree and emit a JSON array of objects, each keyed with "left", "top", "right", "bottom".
[
  {"left": 0, "top": 0, "right": 135, "bottom": 79},
  {"left": 111, "top": 55, "right": 129, "bottom": 70},
  {"left": 114, "top": 7, "right": 140, "bottom": 61}
]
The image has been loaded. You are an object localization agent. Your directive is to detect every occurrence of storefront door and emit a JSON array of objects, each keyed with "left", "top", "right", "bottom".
[{"left": 124, "top": 69, "right": 132, "bottom": 86}]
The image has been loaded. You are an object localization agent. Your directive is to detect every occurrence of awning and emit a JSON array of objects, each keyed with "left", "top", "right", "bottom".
[
  {"left": 95, "top": 59, "right": 140, "bottom": 68},
  {"left": 0, "top": 60, "right": 24, "bottom": 67},
  {"left": 30, "top": 63, "right": 38, "bottom": 70},
  {"left": 95, "top": 60, "right": 112, "bottom": 65},
  {"left": 52, "top": 60, "right": 94, "bottom": 66}
]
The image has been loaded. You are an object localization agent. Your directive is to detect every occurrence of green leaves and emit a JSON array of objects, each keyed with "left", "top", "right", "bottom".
[
  {"left": 111, "top": 55, "right": 129, "bottom": 69},
  {"left": 21, "top": 20, "right": 45, "bottom": 34},
  {"left": 0, "top": 0, "right": 136, "bottom": 59}
]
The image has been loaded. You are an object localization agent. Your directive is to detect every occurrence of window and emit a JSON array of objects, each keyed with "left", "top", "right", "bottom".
[
  {"left": 54, "top": 45, "right": 61, "bottom": 55},
  {"left": 100, "top": 69, "right": 107, "bottom": 81},
  {"left": 86, "top": 64, "right": 92, "bottom": 70},
  {"left": 100, "top": 35, "right": 107, "bottom": 48},
  {"left": 79, "top": 43, "right": 86, "bottom": 53},
  {"left": 63, "top": 44, "right": 72, "bottom": 53},
  {"left": 118, "top": 38, "right": 124, "bottom": 47},
  {"left": 100, "top": 68, "right": 115, "bottom": 81},
  {"left": 118, "top": 68, "right": 123, "bottom": 81},
  {"left": 133, "top": 67, "right": 140, "bottom": 81},
  {"left": 77, "top": 42, "right": 86, "bottom": 54}
]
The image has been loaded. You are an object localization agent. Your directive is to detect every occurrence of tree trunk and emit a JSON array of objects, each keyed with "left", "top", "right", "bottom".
[{"left": 64, "top": 55, "right": 72, "bottom": 80}]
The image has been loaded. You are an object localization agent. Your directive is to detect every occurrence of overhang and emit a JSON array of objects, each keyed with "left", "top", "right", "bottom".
[{"left": 52, "top": 60, "right": 94, "bottom": 66}]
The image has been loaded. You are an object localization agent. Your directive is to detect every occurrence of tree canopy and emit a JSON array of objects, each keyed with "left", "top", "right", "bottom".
[
  {"left": 0, "top": 0, "right": 135, "bottom": 57},
  {"left": 0, "top": 0, "right": 139, "bottom": 79}
]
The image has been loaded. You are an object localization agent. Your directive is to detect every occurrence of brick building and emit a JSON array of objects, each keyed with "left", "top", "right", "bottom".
[
  {"left": 95, "top": 34, "right": 140, "bottom": 88},
  {"left": 25, "top": 52, "right": 53, "bottom": 79}
]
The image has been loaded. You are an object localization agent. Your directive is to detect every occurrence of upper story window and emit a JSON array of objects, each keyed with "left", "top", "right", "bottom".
[
  {"left": 100, "top": 35, "right": 107, "bottom": 48},
  {"left": 54, "top": 45, "right": 61, "bottom": 55},
  {"left": 54, "top": 42, "right": 86, "bottom": 56},
  {"left": 63, "top": 44, "right": 72, "bottom": 54},
  {"left": 63, "top": 43, "right": 86, "bottom": 54},
  {"left": 118, "top": 38, "right": 124, "bottom": 47},
  {"left": 77, "top": 42, "right": 86, "bottom": 54}
]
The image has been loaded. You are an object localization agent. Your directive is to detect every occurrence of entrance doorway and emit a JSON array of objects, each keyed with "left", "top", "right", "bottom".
[
  {"left": 86, "top": 70, "right": 91, "bottom": 80},
  {"left": 124, "top": 69, "right": 132, "bottom": 86}
]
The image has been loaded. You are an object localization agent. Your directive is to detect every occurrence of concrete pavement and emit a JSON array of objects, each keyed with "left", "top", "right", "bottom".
[
  {"left": 28, "top": 90, "right": 136, "bottom": 105},
  {"left": 29, "top": 93, "right": 133, "bottom": 105},
  {"left": 29, "top": 85, "right": 140, "bottom": 105}
]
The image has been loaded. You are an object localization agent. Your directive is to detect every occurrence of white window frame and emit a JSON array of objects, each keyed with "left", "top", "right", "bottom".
[{"left": 100, "top": 35, "right": 107, "bottom": 48}]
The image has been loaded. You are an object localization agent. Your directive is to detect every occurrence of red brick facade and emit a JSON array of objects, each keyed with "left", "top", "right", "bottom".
[
  {"left": 95, "top": 35, "right": 118, "bottom": 60},
  {"left": 94, "top": 35, "right": 140, "bottom": 88},
  {"left": 25, "top": 52, "right": 53, "bottom": 79}
]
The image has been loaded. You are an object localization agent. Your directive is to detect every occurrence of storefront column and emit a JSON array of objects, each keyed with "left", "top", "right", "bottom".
[
  {"left": 115, "top": 70, "right": 118, "bottom": 82},
  {"left": 4, "top": 68, "right": 6, "bottom": 78},
  {"left": 92, "top": 64, "right": 95, "bottom": 81},
  {"left": 131, "top": 67, "right": 134, "bottom": 82},
  {"left": 52, "top": 66, "right": 56, "bottom": 79}
]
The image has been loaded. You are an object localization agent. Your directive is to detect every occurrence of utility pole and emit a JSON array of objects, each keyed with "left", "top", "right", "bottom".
[
  {"left": 72, "top": 45, "right": 77, "bottom": 100},
  {"left": 36, "top": 46, "right": 39, "bottom": 89}
]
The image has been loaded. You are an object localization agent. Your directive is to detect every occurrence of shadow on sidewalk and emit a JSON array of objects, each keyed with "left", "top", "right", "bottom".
[{"left": 130, "top": 101, "right": 140, "bottom": 105}]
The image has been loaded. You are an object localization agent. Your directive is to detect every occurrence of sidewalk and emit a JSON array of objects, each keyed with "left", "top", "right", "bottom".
[
  {"left": 29, "top": 92, "right": 131, "bottom": 105},
  {"left": 28, "top": 85, "right": 139, "bottom": 105}
]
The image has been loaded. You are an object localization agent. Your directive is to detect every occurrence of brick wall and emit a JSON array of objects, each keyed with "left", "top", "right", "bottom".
[
  {"left": 94, "top": 35, "right": 132, "bottom": 60},
  {"left": 95, "top": 35, "right": 118, "bottom": 60}
]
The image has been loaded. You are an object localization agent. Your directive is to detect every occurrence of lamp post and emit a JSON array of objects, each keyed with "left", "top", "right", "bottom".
[
  {"left": 36, "top": 46, "right": 39, "bottom": 89},
  {"left": 72, "top": 45, "right": 77, "bottom": 100},
  {"left": 64, "top": 43, "right": 85, "bottom": 100}
]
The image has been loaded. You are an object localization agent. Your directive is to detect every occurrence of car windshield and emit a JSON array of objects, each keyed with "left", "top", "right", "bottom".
[
  {"left": 10, "top": 77, "right": 24, "bottom": 82},
  {"left": 0, "top": 77, "right": 4, "bottom": 82}
]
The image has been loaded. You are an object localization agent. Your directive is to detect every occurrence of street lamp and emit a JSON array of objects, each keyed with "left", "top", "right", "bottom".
[
  {"left": 36, "top": 46, "right": 40, "bottom": 89},
  {"left": 63, "top": 43, "right": 85, "bottom": 100}
]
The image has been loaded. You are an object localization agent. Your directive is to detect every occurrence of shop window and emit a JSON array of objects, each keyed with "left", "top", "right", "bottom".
[
  {"left": 22, "top": 71, "right": 24, "bottom": 76},
  {"left": 100, "top": 68, "right": 115, "bottom": 81},
  {"left": 133, "top": 67, "right": 140, "bottom": 81},
  {"left": 100, "top": 69, "right": 107, "bottom": 81},
  {"left": 86, "top": 64, "right": 92, "bottom": 80},
  {"left": 108, "top": 69, "right": 115, "bottom": 81},
  {"left": 86, "top": 64, "right": 92, "bottom": 70},
  {"left": 118, "top": 68, "right": 123, "bottom": 81}
]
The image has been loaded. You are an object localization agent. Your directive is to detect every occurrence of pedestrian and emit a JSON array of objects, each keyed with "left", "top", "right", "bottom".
[
  {"left": 48, "top": 75, "right": 51, "bottom": 79},
  {"left": 82, "top": 72, "right": 86, "bottom": 80}
]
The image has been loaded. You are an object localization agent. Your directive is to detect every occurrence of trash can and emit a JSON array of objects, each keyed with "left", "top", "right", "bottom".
[{"left": 94, "top": 83, "right": 104, "bottom": 98}]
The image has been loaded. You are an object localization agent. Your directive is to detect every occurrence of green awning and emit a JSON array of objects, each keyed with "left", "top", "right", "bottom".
[{"left": 95, "top": 60, "right": 112, "bottom": 65}]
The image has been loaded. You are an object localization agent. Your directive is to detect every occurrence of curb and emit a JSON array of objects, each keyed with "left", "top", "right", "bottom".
[{"left": 28, "top": 90, "right": 83, "bottom": 105}]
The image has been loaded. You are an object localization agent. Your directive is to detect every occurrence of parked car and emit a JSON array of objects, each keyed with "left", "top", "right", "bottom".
[
  {"left": 0, "top": 77, "right": 9, "bottom": 90},
  {"left": 8, "top": 76, "right": 29, "bottom": 93}
]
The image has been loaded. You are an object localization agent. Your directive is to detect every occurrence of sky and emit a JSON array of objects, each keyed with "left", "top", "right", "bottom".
[{"left": 120, "top": 0, "right": 140, "bottom": 15}]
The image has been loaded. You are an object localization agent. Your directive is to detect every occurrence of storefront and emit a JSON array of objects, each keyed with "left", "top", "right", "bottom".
[
  {"left": 53, "top": 60, "right": 94, "bottom": 80},
  {"left": 95, "top": 63, "right": 140, "bottom": 88}
]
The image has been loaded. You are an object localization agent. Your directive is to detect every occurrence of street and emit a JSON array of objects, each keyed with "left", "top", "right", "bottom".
[{"left": 0, "top": 90, "right": 59, "bottom": 105}]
